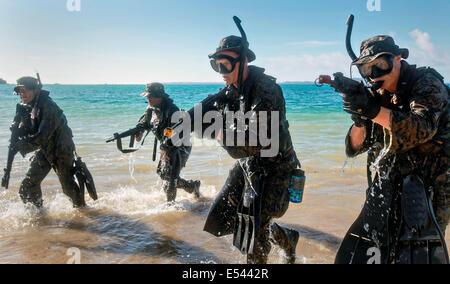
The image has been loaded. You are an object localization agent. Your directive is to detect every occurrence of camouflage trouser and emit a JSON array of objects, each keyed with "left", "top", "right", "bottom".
[
  {"left": 158, "top": 146, "right": 198, "bottom": 202},
  {"left": 222, "top": 161, "right": 296, "bottom": 264},
  {"left": 19, "top": 150, "right": 85, "bottom": 208},
  {"left": 434, "top": 169, "right": 449, "bottom": 234},
  {"left": 161, "top": 178, "right": 199, "bottom": 202}
]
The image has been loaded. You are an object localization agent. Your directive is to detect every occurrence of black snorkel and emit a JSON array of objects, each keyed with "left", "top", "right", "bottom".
[
  {"left": 233, "top": 16, "right": 249, "bottom": 110},
  {"left": 345, "top": 15, "right": 385, "bottom": 92},
  {"left": 36, "top": 72, "right": 43, "bottom": 90},
  {"left": 346, "top": 15, "right": 358, "bottom": 63},
  {"left": 346, "top": 15, "right": 375, "bottom": 188}
]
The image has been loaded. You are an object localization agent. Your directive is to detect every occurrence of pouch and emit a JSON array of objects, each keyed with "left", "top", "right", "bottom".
[{"left": 289, "top": 169, "right": 306, "bottom": 204}]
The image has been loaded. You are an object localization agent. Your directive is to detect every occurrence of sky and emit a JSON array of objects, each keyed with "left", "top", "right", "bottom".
[{"left": 0, "top": 0, "right": 449, "bottom": 84}]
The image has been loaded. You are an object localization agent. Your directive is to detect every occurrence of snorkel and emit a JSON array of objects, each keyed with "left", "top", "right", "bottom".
[
  {"left": 233, "top": 16, "right": 249, "bottom": 110},
  {"left": 346, "top": 15, "right": 358, "bottom": 63},
  {"left": 346, "top": 15, "right": 389, "bottom": 92}
]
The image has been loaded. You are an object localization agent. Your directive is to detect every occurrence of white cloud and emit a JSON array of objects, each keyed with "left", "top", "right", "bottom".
[
  {"left": 409, "top": 29, "right": 434, "bottom": 53},
  {"left": 407, "top": 29, "right": 450, "bottom": 80},
  {"left": 259, "top": 52, "right": 353, "bottom": 82}
]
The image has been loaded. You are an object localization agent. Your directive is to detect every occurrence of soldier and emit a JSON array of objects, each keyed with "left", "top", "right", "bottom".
[
  {"left": 334, "top": 36, "right": 449, "bottom": 264},
  {"left": 8, "top": 76, "right": 96, "bottom": 208},
  {"left": 135, "top": 83, "right": 201, "bottom": 202},
  {"left": 166, "top": 35, "right": 302, "bottom": 264}
]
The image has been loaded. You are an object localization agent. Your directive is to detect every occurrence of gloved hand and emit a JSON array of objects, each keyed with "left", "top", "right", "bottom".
[
  {"left": 342, "top": 91, "right": 381, "bottom": 120},
  {"left": 351, "top": 114, "right": 368, "bottom": 128},
  {"left": 160, "top": 140, "right": 176, "bottom": 153}
]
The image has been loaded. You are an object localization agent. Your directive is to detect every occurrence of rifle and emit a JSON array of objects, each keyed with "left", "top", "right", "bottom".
[
  {"left": 106, "top": 124, "right": 151, "bottom": 153},
  {"left": 2, "top": 105, "right": 28, "bottom": 189},
  {"left": 107, "top": 123, "right": 160, "bottom": 162},
  {"left": 316, "top": 72, "right": 370, "bottom": 97}
]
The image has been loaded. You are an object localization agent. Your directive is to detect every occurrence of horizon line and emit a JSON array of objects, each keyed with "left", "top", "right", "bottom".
[{"left": 0, "top": 80, "right": 322, "bottom": 86}]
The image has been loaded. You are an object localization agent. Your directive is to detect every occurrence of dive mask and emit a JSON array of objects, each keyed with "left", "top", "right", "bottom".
[
  {"left": 358, "top": 55, "right": 394, "bottom": 91},
  {"left": 210, "top": 54, "right": 242, "bottom": 74}
]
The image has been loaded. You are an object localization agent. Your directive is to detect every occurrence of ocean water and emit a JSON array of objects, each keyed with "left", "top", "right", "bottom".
[{"left": 0, "top": 84, "right": 447, "bottom": 264}]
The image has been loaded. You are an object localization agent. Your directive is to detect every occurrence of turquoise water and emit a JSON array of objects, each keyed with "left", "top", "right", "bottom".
[
  {"left": 0, "top": 83, "right": 344, "bottom": 118},
  {"left": 0, "top": 83, "right": 351, "bottom": 169},
  {"left": 0, "top": 83, "right": 370, "bottom": 264}
]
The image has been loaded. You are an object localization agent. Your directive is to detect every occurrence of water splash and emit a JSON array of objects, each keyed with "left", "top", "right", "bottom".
[
  {"left": 127, "top": 153, "right": 137, "bottom": 183},
  {"left": 369, "top": 149, "right": 396, "bottom": 184},
  {"left": 0, "top": 184, "right": 218, "bottom": 233},
  {"left": 0, "top": 193, "right": 76, "bottom": 233},
  {"left": 341, "top": 158, "right": 350, "bottom": 174},
  {"left": 369, "top": 149, "right": 388, "bottom": 174}
]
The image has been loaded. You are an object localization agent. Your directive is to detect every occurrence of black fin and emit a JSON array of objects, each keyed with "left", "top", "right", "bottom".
[{"left": 397, "top": 174, "right": 449, "bottom": 264}]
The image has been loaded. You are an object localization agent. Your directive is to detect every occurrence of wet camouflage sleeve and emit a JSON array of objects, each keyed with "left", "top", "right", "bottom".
[
  {"left": 29, "top": 97, "right": 64, "bottom": 146},
  {"left": 387, "top": 73, "right": 449, "bottom": 152},
  {"left": 345, "top": 121, "right": 383, "bottom": 158}
]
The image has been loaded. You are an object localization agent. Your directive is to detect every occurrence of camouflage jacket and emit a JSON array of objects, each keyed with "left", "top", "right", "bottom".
[
  {"left": 213, "top": 66, "right": 299, "bottom": 172},
  {"left": 17, "top": 90, "right": 75, "bottom": 161},
  {"left": 138, "top": 98, "right": 192, "bottom": 152},
  {"left": 346, "top": 61, "right": 449, "bottom": 227}
]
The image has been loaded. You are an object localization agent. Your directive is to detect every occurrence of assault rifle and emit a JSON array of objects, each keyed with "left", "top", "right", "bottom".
[
  {"left": 107, "top": 124, "right": 158, "bottom": 161},
  {"left": 315, "top": 72, "right": 371, "bottom": 98},
  {"left": 1, "top": 105, "right": 28, "bottom": 189}
]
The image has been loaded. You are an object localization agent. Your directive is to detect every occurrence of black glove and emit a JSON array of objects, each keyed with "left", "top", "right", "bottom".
[
  {"left": 160, "top": 140, "right": 176, "bottom": 152},
  {"left": 351, "top": 114, "right": 368, "bottom": 128},
  {"left": 342, "top": 91, "right": 381, "bottom": 120}
]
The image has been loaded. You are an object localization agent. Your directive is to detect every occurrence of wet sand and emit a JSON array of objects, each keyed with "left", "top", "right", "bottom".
[
  {"left": 0, "top": 143, "right": 447, "bottom": 264},
  {"left": 0, "top": 85, "right": 447, "bottom": 264}
]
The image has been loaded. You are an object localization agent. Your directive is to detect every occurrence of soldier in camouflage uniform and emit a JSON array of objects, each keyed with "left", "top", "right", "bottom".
[
  {"left": 11, "top": 77, "right": 87, "bottom": 208},
  {"left": 334, "top": 36, "right": 449, "bottom": 264},
  {"left": 168, "top": 36, "right": 302, "bottom": 264},
  {"left": 136, "top": 83, "right": 201, "bottom": 202}
]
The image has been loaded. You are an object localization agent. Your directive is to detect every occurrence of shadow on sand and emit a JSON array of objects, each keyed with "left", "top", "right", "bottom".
[
  {"left": 56, "top": 208, "right": 222, "bottom": 264},
  {"left": 282, "top": 222, "right": 342, "bottom": 252}
]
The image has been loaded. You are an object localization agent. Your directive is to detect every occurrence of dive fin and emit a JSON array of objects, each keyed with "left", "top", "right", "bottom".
[
  {"left": 74, "top": 156, "right": 98, "bottom": 201},
  {"left": 335, "top": 210, "right": 389, "bottom": 264},
  {"left": 234, "top": 212, "right": 243, "bottom": 246},
  {"left": 203, "top": 195, "right": 237, "bottom": 237},
  {"left": 232, "top": 159, "right": 264, "bottom": 255},
  {"left": 233, "top": 188, "right": 258, "bottom": 254},
  {"left": 75, "top": 172, "right": 86, "bottom": 201},
  {"left": 84, "top": 165, "right": 98, "bottom": 201},
  {"left": 397, "top": 175, "right": 449, "bottom": 264}
]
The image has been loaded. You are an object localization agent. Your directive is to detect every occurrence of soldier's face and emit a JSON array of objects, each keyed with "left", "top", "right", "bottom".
[
  {"left": 17, "top": 87, "right": 36, "bottom": 104},
  {"left": 216, "top": 51, "right": 240, "bottom": 86},
  {"left": 148, "top": 96, "right": 162, "bottom": 107},
  {"left": 371, "top": 55, "right": 402, "bottom": 93}
]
